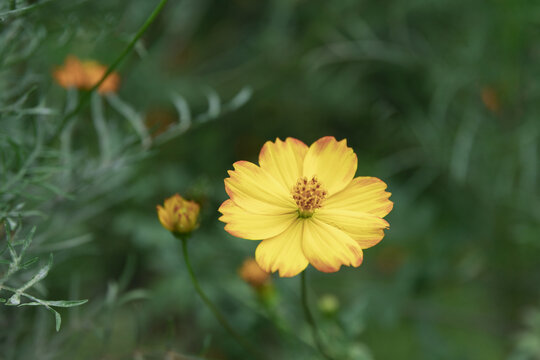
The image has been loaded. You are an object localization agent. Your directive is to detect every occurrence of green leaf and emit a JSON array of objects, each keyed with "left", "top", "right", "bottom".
[
  {"left": 204, "top": 88, "right": 221, "bottom": 120},
  {"left": 6, "top": 293, "right": 20, "bottom": 305},
  {"left": 32, "top": 254, "right": 53, "bottom": 282},
  {"left": 6, "top": 242, "right": 17, "bottom": 264},
  {"left": 0, "top": 243, "right": 7, "bottom": 257},
  {"left": 117, "top": 289, "right": 149, "bottom": 306},
  {"left": 226, "top": 87, "right": 252, "bottom": 110},
  {"left": 35, "top": 234, "right": 92, "bottom": 252},
  {"left": 16, "top": 301, "right": 44, "bottom": 307},
  {"left": 35, "top": 182, "right": 74, "bottom": 200},
  {"left": 53, "top": 308, "right": 61, "bottom": 332},
  {"left": 14, "top": 253, "right": 53, "bottom": 293},
  {"left": 171, "top": 93, "right": 192, "bottom": 126},
  {"left": 20, "top": 257, "right": 38, "bottom": 269},
  {"left": 45, "top": 299, "right": 88, "bottom": 308},
  {"left": 21, "top": 226, "right": 36, "bottom": 254},
  {"left": 117, "top": 254, "right": 136, "bottom": 292},
  {"left": 16, "top": 300, "right": 64, "bottom": 331},
  {"left": 19, "top": 299, "right": 88, "bottom": 308},
  {"left": 3, "top": 220, "right": 13, "bottom": 242}
]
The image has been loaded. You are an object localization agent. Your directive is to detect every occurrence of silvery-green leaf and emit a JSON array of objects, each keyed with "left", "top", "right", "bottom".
[{"left": 45, "top": 299, "right": 88, "bottom": 308}]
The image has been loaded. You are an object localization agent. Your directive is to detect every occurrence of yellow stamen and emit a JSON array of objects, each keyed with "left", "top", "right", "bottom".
[{"left": 292, "top": 176, "right": 327, "bottom": 218}]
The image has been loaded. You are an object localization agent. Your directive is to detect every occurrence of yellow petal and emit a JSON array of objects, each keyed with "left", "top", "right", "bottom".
[
  {"left": 157, "top": 205, "right": 173, "bottom": 232},
  {"left": 316, "top": 208, "right": 389, "bottom": 249},
  {"left": 303, "top": 136, "right": 357, "bottom": 195},
  {"left": 302, "top": 218, "right": 363, "bottom": 272},
  {"left": 218, "top": 200, "right": 297, "bottom": 240},
  {"left": 255, "top": 220, "right": 308, "bottom": 277},
  {"left": 325, "top": 177, "right": 393, "bottom": 217},
  {"left": 225, "top": 161, "right": 296, "bottom": 215},
  {"left": 163, "top": 195, "right": 179, "bottom": 212},
  {"left": 258, "top": 137, "right": 308, "bottom": 190}
]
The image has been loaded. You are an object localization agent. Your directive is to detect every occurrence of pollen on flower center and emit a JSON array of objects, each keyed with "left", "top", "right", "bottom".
[{"left": 291, "top": 176, "right": 327, "bottom": 217}]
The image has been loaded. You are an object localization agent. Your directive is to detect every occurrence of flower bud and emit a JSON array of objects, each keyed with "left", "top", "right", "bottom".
[
  {"left": 318, "top": 294, "right": 339, "bottom": 317},
  {"left": 53, "top": 56, "right": 87, "bottom": 90},
  {"left": 238, "top": 258, "right": 270, "bottom": 289},
  {"left": 157, "top": 194, "right": 200, "bottom": 236},
  {"left": 53, "top": 55, "right": 120, "bottom": 94},
  {"left": 82, "top": 60, "right": 120, "bottom": 94}
]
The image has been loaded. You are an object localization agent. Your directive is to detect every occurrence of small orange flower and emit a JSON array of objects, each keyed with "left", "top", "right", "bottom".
[
  {"left": 53, "top": 56, "right": 87, "bottom": 90},
  {"left": 53, "top": 55, "right": 120, "bottom": 94},
  {"left": 481, "top": 86, "right": 500, "bottom": 114},
  {"left": 82, "top": 60, "right": 120, "bottom": 94},
  {"left": 157, "top": 194, "right": 200, "bottom": 236},
  {"left": 238, "top": 258, "right": 271, "bottom": 288}
]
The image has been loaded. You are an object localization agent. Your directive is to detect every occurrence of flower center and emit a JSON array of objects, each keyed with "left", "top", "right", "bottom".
[{"left": 292, "top": 176, "right": 327, "bottom": 218}]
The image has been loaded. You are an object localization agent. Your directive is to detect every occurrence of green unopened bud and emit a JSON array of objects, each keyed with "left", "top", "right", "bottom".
[{"left": 318, "top": 294, "right": 339, "bottom": 317}]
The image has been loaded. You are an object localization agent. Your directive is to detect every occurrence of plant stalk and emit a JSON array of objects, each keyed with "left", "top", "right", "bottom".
[
  {"left": 179, "top": 237, "right": 266, "bottom": 360},
  {"left": 300, "top": 271, "right": 334, "bottom": 360}
]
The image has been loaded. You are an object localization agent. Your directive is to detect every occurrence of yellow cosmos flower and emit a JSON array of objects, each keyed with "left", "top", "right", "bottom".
[
  {"left": 157, "top": 194, "right": 200, "bottom": 235},
  {"left": 53, "top": 55, "right": 120, "bottom": 94},
  {"left": 219, "top": 136, "right": 393, "bottom": 277}
]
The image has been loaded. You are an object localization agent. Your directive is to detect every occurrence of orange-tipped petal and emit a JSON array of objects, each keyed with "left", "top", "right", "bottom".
[
  {"left": 258, "top": 137, "right": 308, "bottom": 190},
  {"left": 255, "top": 220, "right": 308, "bottom": 277},
  {"left": 157, "top": 205, "right": 174, "bottom": 232},
  {"left": 224, "top": 161, "right": 296, "bottom": 215},
  {"left": 316, "top": 208, "right": 389, "bottom": 249},
  {"left": 302, "top": 218, "right": 363, "bottom": 272},
  {"left": 303, "top": 136, "right": 357, "bottom": 195},
  {"left": 325, "top": 177, "right": 393, "bottom": 217}
]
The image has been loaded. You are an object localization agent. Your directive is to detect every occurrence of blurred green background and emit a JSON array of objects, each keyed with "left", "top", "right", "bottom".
[{"left": 1, "top": 0, "right": 540, "bottom": 359}]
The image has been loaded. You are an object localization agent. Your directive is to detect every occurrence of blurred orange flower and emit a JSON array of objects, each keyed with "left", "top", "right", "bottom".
[
  {"left": 375, "top": 245, "right": 407, "bottom": 275},
  {"left": 238, "top": 258, "right": 270, "bottom": 288},
  {"left": 81, "top": 60, "right": 120, "bottom": 94},
  {"left": 53, "top": 56, "right": 87, "bottom": 90},
  {"left": 53, "top": 55, "right": 120, "bottom": 94},
  {"left": 481, "top": 86, "right": 500, "bottom": 114}
]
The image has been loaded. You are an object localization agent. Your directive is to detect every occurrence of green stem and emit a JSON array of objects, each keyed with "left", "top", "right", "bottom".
[
  {"left": 9, "top": 0, "right": 16, "bottom": 10},
  {"left": 0, "top": 0, "right": 54, "bottom": 18},
  {"left": 49, "top": 0, "right": 169, "bottom": 142},
  {"left": 300, "top": 271, "right": 334, "bottom": 360},
  {"left": 90, "top": 92, "right": 111, "bottom": 165},
  {"left": 180, "top": 237, "right": 266, "bottom": 360}
]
